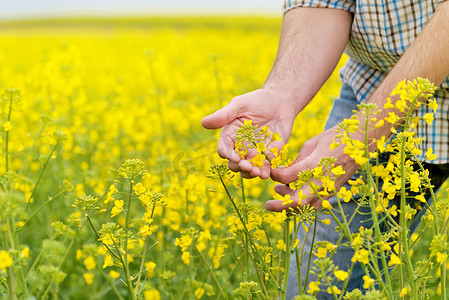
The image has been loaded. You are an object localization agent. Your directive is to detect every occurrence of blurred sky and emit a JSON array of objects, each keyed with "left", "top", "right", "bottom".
[{"left": 0, "top": 0, "right": 282, "bottom": 19}]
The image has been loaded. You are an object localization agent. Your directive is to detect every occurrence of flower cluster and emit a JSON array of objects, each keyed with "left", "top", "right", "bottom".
[{"left": 235, "top": 120, "right": 290, "bottom": 168}]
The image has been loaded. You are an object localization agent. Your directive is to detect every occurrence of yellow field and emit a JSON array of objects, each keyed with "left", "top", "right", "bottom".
[{"left": 1, "top": 17, "right": 446, "bottom": 300}]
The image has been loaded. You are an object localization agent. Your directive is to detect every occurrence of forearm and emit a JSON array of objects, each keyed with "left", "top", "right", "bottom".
[
  {"left": 359, "top": 1, "right": 449, "bottom": 140},
  {"left": 264, "top": 7, "right": 353, "bottom": 115}
]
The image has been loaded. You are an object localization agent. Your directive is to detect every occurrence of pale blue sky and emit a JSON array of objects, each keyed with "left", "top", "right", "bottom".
[{"left": 0, "top": 0, "right": 282, "bottom": 19}]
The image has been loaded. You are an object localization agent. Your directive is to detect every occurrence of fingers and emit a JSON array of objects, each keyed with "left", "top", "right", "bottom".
[
  {"left": 265, "top": 184, "right": 298, "bottom": 212},
  {"left": 270, "top": 148, "right": 318, "bottom": 184},
  {"left": 265, "top": 199, "right": 297, "bottom": 212},
  {"left": 201, "top": 100, "right": 242, "bottom": 130},
  {"left": 229, "top": 158, "right": 270, "bottom": 179},
  {"left": 217, "top": 128, "right": 240, "bottom": 163},
  {"left": 270, "top": 162, "right": 302, "bottom": 184},
  {"left": 274, "top": 184, "right": 296, "bottom": 196},
  {"left": 266, "top": 182, "right": 326, "bottom": 212}
]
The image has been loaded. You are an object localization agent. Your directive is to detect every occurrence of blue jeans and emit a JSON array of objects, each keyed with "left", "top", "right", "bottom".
[{"left": 285, "top": 83, "right": 449, "bottom": 299}]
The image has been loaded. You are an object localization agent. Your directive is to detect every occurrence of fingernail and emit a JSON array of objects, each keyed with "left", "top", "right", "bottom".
[{"left": 265, "top": 204, "right": 272, "bottom": 210}]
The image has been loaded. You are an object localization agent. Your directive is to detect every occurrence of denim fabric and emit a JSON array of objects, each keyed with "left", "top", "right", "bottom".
[{"left": 285, "top": 83, "right": 449, "bottom": 300}]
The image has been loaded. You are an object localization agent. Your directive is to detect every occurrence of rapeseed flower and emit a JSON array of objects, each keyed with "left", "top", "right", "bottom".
[{"left": 0, "top": 250, "right": 13, "bottom": 271}]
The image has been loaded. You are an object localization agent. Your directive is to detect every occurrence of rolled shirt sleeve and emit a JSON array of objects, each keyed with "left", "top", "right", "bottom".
[{"left": 283, "top": 0, "right": 356, "bottom": 14}]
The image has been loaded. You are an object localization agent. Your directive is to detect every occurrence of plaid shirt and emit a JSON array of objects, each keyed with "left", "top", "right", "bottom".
[{"left": 284, "top": 0, "right": 449, "bottom": 163}]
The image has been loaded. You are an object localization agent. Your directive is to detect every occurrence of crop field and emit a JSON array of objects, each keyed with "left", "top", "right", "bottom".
[{"left": 0, "top": 17, "right": 447, "bottom": 300}]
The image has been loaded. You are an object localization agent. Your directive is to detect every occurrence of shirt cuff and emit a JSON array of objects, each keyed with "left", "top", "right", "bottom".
[{"left": 283, "top": 0, "right": 356, "bottom": 14}]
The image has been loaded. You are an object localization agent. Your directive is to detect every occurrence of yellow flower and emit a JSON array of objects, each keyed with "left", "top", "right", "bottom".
[
  {"left": 322, "top": 200, "right": 332, "bottom": 210},
  {"left": 280, "top": 194, "right": 293, "bottom": 205},
  {"left": 374, "top": 119, "right": 384, "bottom": 128},
  {"left": 355, "top": 155, "right": 369, "bottom": 165},
  {"left": 83, "top": 255, "right": 96, "bottom": 271},
  {"left": 352, "top": 249, "right": 369, "bottom": 264},
  {"left": 343, "top": 118, "right": 359, "bottom": 133},
  {"left": 415, "top": 194, "right": 427, "bottom": 203},
  {"left": 133, "top": 182, "right": 146, "bottom": 195},
  {"left": 383, "top": 97, "right": 395, "bottom": 109},
  {"left": 194, "top": 287, "right": 205, "bottom": 299},
  {"left": 271, "top": 132, "right": 281, "bottom": 142},
  {"left": 399, "top": 287, "right": 407, "bottom": 297},
  {"left": 139, "top": 225, "right": 152, "bottom": 237},
  {"left": 436, "top": 252, "right": 447, "bottom": 264},
  {"left": 363, "top": 275, "right": 374, "bottom": 289},
  {"left": 428, "top": 98, "right": 438, "bottom": 112},
  {"left": 181, "top": 251, "right": 191, "bottom": 265},
  {"left": 270, "top": 156, "right": 283, "bottom": 168},
  {"left": 276, "top": 239, "right": 286, "bottom": 251},
  {"left": 174, "top": 235, "right": 192, "bottom": 252},
  {"left": 388, "top": 253, "right": 401, "bottom": 266},
  {"left": 256, "top": 142, "right": 267, "bottom": 153},
  {"left": 312, "top": 166, "right": 323, "bottom": 178},
  {"left": 0, "top": 250, "right": 13, "bottom": 271},
  {"left": 307, "top": 281, "right": 320, "bottom": 294},
  {"left": 315, "top": 247, "right": 327, "bottom": 258},
  {"left": 3, "top": 121, "right": 12, "bottom": 132},
  {"left": 103, "top": 253, "right": 114, "bottom": 268},
  {"left": 250, "top": 153, "right": 265, "bottom": 168},
  {"left": 327, "top": 286, "right": 341, "bottom": 295},
  {"left": 109, "top": 270, "right": 120, "bottom": 278},
  {"left": 321, "top": 219, "right": 331, "bottom": 225},
  {"left": 425, "top": 148, "right": 437, "bottom": 160},
  {"left": 83, "top": 272, "right": 94, "bottom": 285},
  {"left": 422, "top": 113, "right": 434, "bottom": 125},
  {"left": 20, "top": 247, "right": 30, "bottom": 259},
  {"left": 337, "top": 187, "right": 352, "bottom": 203},
  {"left": 144, "top": 289, "right": 161, "bottom": 300},
  {"left": 330, "top": 139, "right": 340, "bottom": 150},
  {"left": 395, "top": 99, "right": 407, "bottom": 112},
  {"left": 145, "top": 261, "right": 156, "bottom": 276},
  {"left": 334, "top": 269, "right": 349, "bottom": 281},
  {"left": 385, "top": 112, "right": 400, "bottom": 124},
  {"left": 111, "top": 199, "right": 124, "bottom": 217},
  {"left": 331, "top": 165, "right": 345, "bottom": 177},
  {"left": 76, "top": 249, "right": 84, "bottom": 260}
]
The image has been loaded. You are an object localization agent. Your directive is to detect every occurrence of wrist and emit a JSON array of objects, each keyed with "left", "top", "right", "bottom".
[{"left": 260, "top": 86, "right": 309, "bottom": 116}]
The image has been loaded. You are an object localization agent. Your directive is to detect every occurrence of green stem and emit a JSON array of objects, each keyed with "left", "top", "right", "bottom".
[
  {"left": 399, "top": 135, "right": 418, "bottom": 299},
  {"left": 18, "top": 124, "right": 45, "bottom": 178},
  {"left": 296, "top": 221, "right": 313, "bottom": 295},
  {"left": 303, "top": 215, "right": 317, "bottom": 292},
  {"left": 5, "top": 92, "right": 13, "bottom": 173},
  {"left": 134, "top": 200, "right": 157, "bottom": 294},
  {"left": 218, "top": 175, "right": 281, "bottom": 291},
  {"left": 228, "top": 242, "right": 246, "bottom": 274},
  {"left": 111, "top": 232, "right": 136, "bottom": 300},
  {"left": 240, "top": 175, "right": 250, "bottom": 283},
  {"left": 1, "top": 211, "right": 16, "bottom": 300},
  {"left": 443, "top": 258, "right": 447, "bottom": 300},
  {"left": 366, "top": 192, "right": 393, "bottom": 298},
  {"left": 281, "top": 218, "right": 291, "bottom": 300},
  {"left": 238, "top": 235, "right": 269, "bottom": 299},
  {"left": 194, "top": 245, "right": 226, "bottom": 298},
  {"left": 20, "top": 189, "right": 67, "bottom": 230},
  {"left": 123, "top": 177, "right": 137, "bottom": 300},
  {"left": 86, "top": 215, "right": 121, "bottom": 261},
  {"left": 40, "top": 239, "right": 75, "bottom": 300},
  {"left": 25, "top": 141, "right": 59, "bottom": 211}
]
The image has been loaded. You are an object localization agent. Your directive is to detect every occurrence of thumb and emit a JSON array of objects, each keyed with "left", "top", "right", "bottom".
[
  {"left": 271, "top": 139, "right": 317, "bottom": 184},
  {"left": 271, "top": 156, "right": 314, "bottom": 184},
  {"left": 201, "top": 101, "right": 242, "bottom": 130}
]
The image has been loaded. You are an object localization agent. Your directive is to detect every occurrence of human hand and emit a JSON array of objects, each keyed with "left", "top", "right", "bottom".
[
  {"left": 201, "top": 89, "right": 299, "bottom": 179},
  {"left": 266, "top": 126, "right": 360, "bottom": 211}
]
